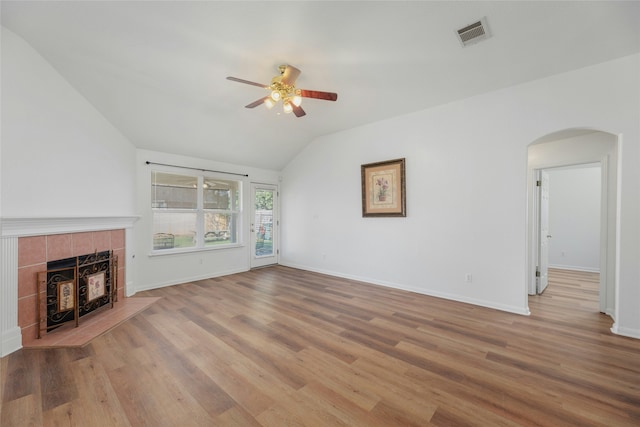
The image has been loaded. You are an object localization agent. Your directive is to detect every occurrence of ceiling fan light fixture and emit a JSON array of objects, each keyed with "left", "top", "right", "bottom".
[
  {"left": 227, "top": 64, "right": 338, "bottom": 118},
  {"left": 264, "top": 98, "right": 276, "bottom": 109}
]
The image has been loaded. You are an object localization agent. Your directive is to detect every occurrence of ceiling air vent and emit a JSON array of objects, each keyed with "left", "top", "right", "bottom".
[{"left": 456, "top": 17, "right": 490, "bottom": 47}]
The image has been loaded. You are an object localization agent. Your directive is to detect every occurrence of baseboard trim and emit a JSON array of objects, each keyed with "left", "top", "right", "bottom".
[
  {"left": 1, "top": 326, "right": 23, "bottom": 357},
  {"left": 549, "top": 264, "right": 600, "bottom": 273},
  {"left": 610, "top": 323, "right": 640, "bottom": 339},
  {"left": 280, "top": 262, "right": 530, "bottom": 316},
  {"left": 133, "top": 267, "right": 249, "bottom": 293}
]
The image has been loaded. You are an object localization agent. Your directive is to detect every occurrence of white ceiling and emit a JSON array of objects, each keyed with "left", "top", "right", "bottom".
[{"left": 2, "top": 1, "right": 639, "bottom": 170}]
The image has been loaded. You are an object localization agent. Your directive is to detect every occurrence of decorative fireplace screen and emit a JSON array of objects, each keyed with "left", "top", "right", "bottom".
[{"left": 36, "top": 250, "right": 118, "bottom": 338}]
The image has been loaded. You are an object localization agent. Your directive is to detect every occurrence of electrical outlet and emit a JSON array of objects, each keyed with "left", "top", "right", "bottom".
[{"left": 465, "top": 273, "right": 473, "bottom": 283}]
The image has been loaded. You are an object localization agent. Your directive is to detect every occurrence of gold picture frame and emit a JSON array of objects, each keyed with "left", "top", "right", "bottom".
[
  {"left": 361, "top": 158, "right": 406, "bottom": 217},
  {"left": 87, "top": 271, "right": 106, "bottom": 302},
  {"left": 57, "top": 281, "right": 75, "bottom": 312}
]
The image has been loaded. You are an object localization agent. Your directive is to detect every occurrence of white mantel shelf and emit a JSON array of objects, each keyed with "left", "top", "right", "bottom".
[{"left": 1, "top": 216, "right": 139, "bottom": 237}]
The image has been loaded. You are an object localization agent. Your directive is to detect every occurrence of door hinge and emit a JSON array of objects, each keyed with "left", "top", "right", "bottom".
[
  {"left": 536, "top": 180, "right": 542, "bottom": 187},
  {"left": 535, "top": 267, "right": 540, "bottom": 277},
  {"left": 277, "top": 249, "right": 279, "bottom": 255},
  {"left": 277, "top": 220, "right": 279, "bottom": 226}
]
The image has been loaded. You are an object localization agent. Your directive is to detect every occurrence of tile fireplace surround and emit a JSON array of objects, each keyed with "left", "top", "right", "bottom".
[
  {"left": 0, "top": 217, "right": 137, "bottom": 357},
  {"left": 18, "top": 230, "right": 125, "bottom": 344}
]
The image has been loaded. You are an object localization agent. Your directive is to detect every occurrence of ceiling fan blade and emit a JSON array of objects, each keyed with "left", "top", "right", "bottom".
[
  {"left": 245, "top": 96, "right": 269, "bottom": 108},
  {"left": 281, "top": 65, "right": 301, "bottom": 86},
  {"left": 226, "top": 76, "right": 269, "bottom": 89},
  {"left": 291, "top": 104, "right": 306, "bottom": 118},
  {"left": 299, "top": 89, "right": 338, "bottom": 101}
]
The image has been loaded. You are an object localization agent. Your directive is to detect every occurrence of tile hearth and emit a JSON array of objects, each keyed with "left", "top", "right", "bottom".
[{"left": 23, "top": 297, "right": 159, "bottom": 348}]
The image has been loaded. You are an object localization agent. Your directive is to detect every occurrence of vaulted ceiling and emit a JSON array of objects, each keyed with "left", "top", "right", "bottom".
[{"left": 2, "top": 1, "right": 639, "bottom": 170}]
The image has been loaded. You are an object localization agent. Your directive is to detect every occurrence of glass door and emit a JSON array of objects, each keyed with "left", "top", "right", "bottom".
[{"left": 250, "top": 183, "right": 278, "bottom": 268}]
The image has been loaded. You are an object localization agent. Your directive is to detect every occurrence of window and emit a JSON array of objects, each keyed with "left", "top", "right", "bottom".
[{"left": 151, "top": 171, "right": 242, "bottom": 252}]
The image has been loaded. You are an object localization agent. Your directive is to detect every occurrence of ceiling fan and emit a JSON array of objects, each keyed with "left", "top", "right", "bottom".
[{"left": 226, "top": 64, "right": 338, "bottom": 117}]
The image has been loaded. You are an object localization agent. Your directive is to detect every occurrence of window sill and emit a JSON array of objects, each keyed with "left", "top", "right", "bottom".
[{"left": 148, "top": 243, "right": 244, "bottom": 257}]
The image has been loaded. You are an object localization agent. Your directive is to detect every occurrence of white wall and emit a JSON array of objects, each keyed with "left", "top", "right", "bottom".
[
  {"left": 132, "top": 149, "right": 280, "bottom": 293},
  {"left": 0, "top": 27, "right": 138, "bottom": 356},
  {"left": 547, "top": 166, "right": 601, "bottom": 272},
  {"left": 281, "top": 53, "right": 640, "bottom": 337},
  {"left": 0, "top": 27, "right": 136, "bottom": 217}
]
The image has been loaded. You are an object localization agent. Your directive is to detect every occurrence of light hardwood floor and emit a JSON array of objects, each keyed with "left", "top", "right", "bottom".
[{"left": 2, "top": 266, "right": 639, "bottom": 426}]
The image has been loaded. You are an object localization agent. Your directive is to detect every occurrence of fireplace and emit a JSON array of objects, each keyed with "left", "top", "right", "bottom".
[
  {"left": 18, "top": 229, "right": 126, "bottom": 344},
  {"left": 0, "top": 216, "right": 138, "bottom": 356},
  {"left": 39, "top": 249, "right": 118, "bottom": 337}
]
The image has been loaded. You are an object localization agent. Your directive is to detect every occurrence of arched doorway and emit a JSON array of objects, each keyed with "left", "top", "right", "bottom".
[{"left": 526, "top": 129, "right": 618, "bottom": 319}]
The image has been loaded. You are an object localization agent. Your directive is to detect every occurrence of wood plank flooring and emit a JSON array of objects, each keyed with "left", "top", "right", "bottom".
[{"left": 2, "top": 266, "right": 640, "bottom": 426}]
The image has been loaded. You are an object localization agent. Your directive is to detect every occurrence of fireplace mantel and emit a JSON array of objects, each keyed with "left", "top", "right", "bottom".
[{"left": 1, "top": 216, "right": 139, "bottom": 237}]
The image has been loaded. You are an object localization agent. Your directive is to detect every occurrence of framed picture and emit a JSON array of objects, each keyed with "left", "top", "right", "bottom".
[
  {"left": 361, "top": 158, "right": 406, "bottom": 217},
  {"left": 87, "top": 271, "right": 106, "bottom": 302},
  {"left": 57, "top": 280, "right": 75, "bottom": 312}
]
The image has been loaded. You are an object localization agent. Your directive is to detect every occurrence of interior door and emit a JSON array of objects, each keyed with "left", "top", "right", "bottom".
[
  {"left": 250, "top": 183, "right": 278, "bottom": 268},
  {"left": 537, "top": 170, "right": 551, "bottom": 294}
]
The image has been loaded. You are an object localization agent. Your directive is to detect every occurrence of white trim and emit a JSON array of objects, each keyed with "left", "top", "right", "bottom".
[
  {"left": 0, "top": 236, "right": 21, "bottom": 356},
  {"left": 599, "top": 155, "right": 609, "bottom": 313},
  {"left": 1, "top": 327, "right": 22, "bottom": 358},
  {"left": 250, "top": 183, "right": 279, "bottom": 269},
  {"left": 280, "top": 262, "right": 531, "bottom": 316},
  {"left": 1, "top": 216, "right": 139, "bottom": 237},
  {"left": 613, "top": 134, "right": 623, "bottom": 335},
  {"left": 548, "top": 264, "right": 600, "bottom": 273},
  {"left": 134, "top": 266, "right": 248, "bottom": 293},
  {"left": 611, "top": 323, "right": 640, "bottom": 339},
  {"left": 148, "top": 243, "right": 244, "bottom": 257}
]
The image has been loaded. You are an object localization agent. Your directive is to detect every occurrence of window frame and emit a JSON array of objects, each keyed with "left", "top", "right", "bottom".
[{"left": 150, "top": 170, "right": 243, "bottom": 255}]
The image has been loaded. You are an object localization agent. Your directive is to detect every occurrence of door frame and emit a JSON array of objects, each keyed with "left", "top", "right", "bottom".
[
  {"left": 525, "top": 134, "right": 622, "bottom": 322},
  {"left": 250, "top": 182, "right": 279, "bottom": 269},
  {"left": 531, "top": 165, "right": 604, "bottom": 294},
  {"left": 533, "top": 169, "right": 550, "bottom": 294}
]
